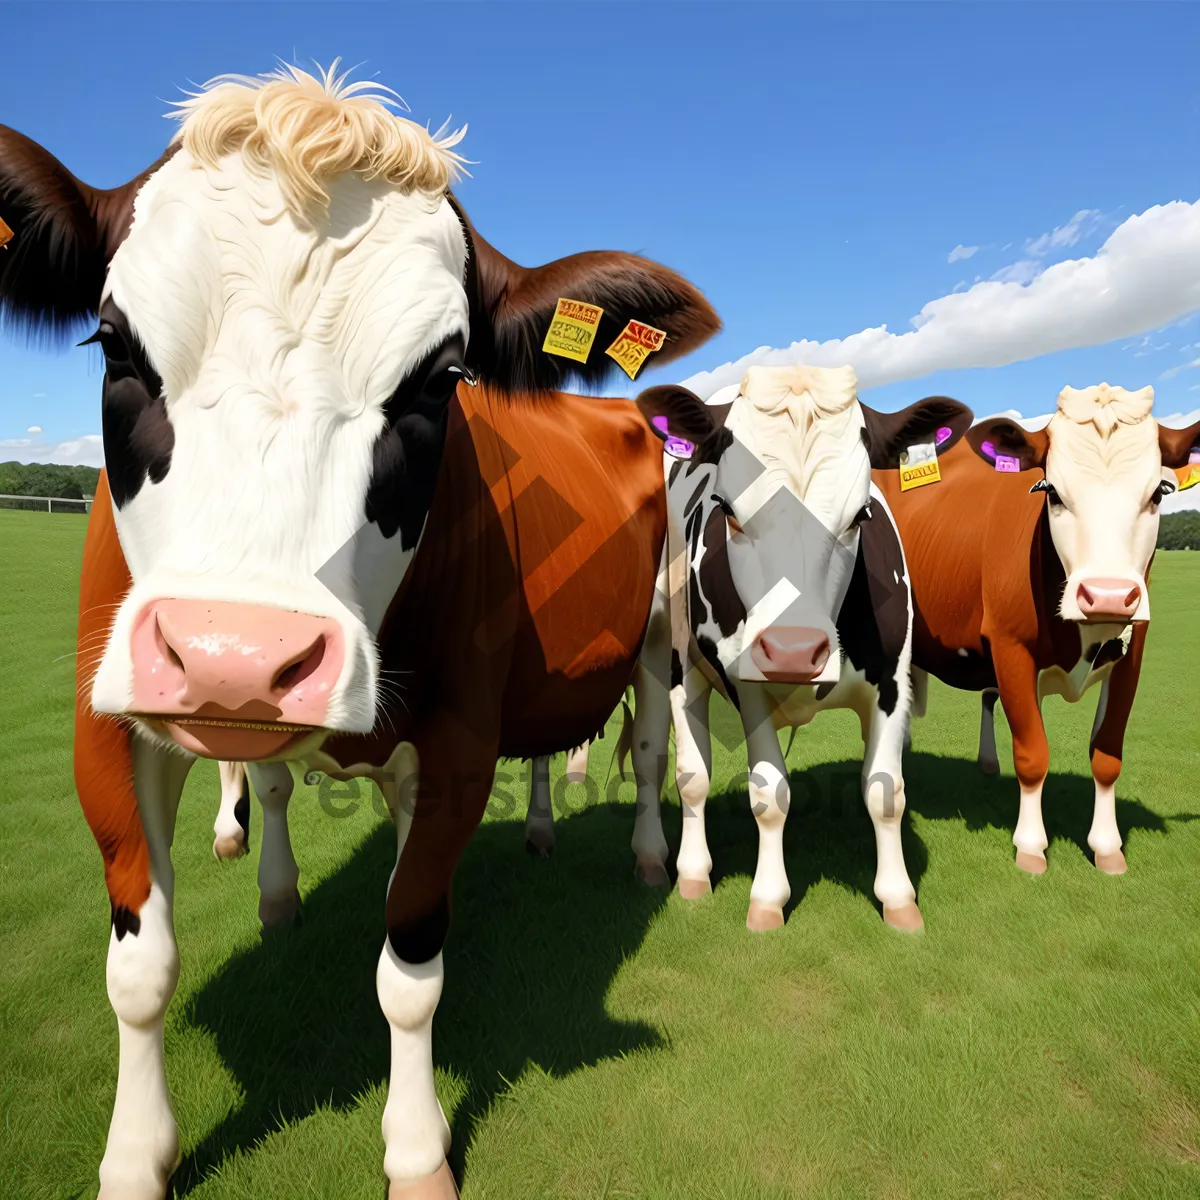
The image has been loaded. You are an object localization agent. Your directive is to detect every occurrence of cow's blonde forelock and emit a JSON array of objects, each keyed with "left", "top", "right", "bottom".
[
  {"left": 167, "top": 59, "right": 469, "bottom": 216},
  {"left": 1056, "top": 382, "right": 1154, "bottom": 438}
]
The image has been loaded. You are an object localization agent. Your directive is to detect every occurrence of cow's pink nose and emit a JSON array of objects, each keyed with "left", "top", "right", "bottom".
[
  {"left": 1076, "top": 578, "right": 1142, "bottom": 621},
  {"left": 130, "top": 599, "right": 344, "bottom": 759},
  {"left": 750, "top": 627, "right": 831, "bottom": 683}
]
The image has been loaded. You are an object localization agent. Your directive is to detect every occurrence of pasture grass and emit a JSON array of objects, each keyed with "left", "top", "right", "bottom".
[{"left": 2, "top": 506, "right": 1199, "bottom": 1199}]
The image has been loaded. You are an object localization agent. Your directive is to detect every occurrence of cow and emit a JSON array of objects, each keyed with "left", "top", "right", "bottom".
[
  {"left": 875, "top": 385, "right": 1200, "bottom": 876},
  {"left": 0, "top": 63, "right": 720, "bottom": 1199},
  {"left": 212, "top": 760, "right": 250, "bottom": 857},
  {"left": 621, "top": 365, "right": 975, "bottom": 932}
]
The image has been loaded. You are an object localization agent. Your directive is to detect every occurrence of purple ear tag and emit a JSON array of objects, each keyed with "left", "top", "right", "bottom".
[
  {"left": 994, "top": 453, "right": 1020, "bottom": 473},
  {"left": 935, "top": 426, "right": 952, "bottom": 446},
  {"left": 980, "top": 439, "right": 997, "bottom": 461},
  {"left": 664, "top": 435, "right": 695, "bottom": 460},
  {"left": 1189, "top": 446, "right": 1200, "bottom": 465},
  {"left": 651, "top": 415, "right": 670, "bottom": 435}
]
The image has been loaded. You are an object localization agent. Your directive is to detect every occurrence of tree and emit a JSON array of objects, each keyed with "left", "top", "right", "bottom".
[{"left": 1158, "top": 511, "right": 1200, "bottom": 550}]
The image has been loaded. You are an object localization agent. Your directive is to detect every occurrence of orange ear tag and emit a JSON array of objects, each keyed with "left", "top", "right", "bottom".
[
  {"left": 899, "top": 442, "right": 941, "bottom": 492},
  {"left": 1176, "top": 463, "right": 1200, "bottom": 492},
  {"left": 606, "top": 319, "right": 668, "bottom": 381},
  {"left": 543, "top": 298, "right": 604, "bottom": 364},
  {"left": 0, "top": 214, "right": 13, "bottom": 250}
]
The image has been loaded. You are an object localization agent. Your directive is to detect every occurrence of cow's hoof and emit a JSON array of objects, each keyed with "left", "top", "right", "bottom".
[
  {"left": 635, "top": 855, "right": 670, "bottom": 888},
  {"left": 389, "top": 1161, "right": 459, "bottom": 1199},
  {"left": 525, "top": 830, "right": 555, "bottom": 857},
  {"left": 213, "top": 832, "right": 246, "bottom": 860},
  {"left": 746, "top": 901, "right": 785, "bottom": 932},
  {"left": 1015, "top": 851, "right": 1048, "bottom": 875},
  {"left": 259, "top": 889, "right": 302, "bottom": 928},
  {"left": 1094, "top": 850, "right": 1128, "bottom": 875},
  {"left": 978, "top": 758, "right": 1000, "bottom": 777},
  {"left": 883, "top": 903, "right": 924, "bottom": 932},
  {"left": 677, "top": 876, "right": 711, "bottom": 900}
]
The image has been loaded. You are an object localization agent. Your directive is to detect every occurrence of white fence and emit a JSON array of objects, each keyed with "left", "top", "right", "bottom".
[{"left": 0, "top": 493, "right": 92, "bottom": 514}]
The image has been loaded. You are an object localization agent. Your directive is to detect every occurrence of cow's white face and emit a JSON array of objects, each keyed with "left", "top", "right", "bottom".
[
  {"left": 88, "top": 149, "right": 471, "bottom": 758},
  {"left": 1038, "top": 386, "right": 1169, "bottom": 623}
]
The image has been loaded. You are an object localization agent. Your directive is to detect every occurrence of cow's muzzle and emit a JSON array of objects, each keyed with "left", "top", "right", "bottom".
[
  {"left": 750, "top": 626, "right": 831, "bottom": 684},
  {"left": 1076, "top": 578, "right": 1142, "bottom": 622}
]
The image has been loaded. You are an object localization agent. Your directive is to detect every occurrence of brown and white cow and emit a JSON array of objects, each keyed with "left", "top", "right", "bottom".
[
  {"left": 877, "top": 385, "right": 1200, "bottom": 876},
  {"left": 1, "top": 64, "right": 720, "bottom": 1199}
]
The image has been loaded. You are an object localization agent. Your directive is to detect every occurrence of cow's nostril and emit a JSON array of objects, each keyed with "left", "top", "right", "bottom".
[
  {"left": 1124, "top": 586, "right": 1141, "bottom": 609},
  {"left": 272, "top": 636, "right": 327, "bottom": 693},
  {"left": 154, "top": 616, "right": 184, "bottom": 673}
]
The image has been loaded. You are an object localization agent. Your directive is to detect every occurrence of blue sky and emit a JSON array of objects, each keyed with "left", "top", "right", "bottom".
[{"left": 3, "top": 1, "right": 1200, "bottom": 466}]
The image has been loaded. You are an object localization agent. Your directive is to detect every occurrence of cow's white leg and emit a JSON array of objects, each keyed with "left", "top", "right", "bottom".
[
  {"left": 247, "top": 761, "right": 301, "bottom": 927},
  {"left": 524, "top": 756, "right": 555, "bottom": 856},
  {"left": 213, "top": 760, "right": 250, "bottom": 859},
  {"left": 1086, "top": 678, "right": 1123, "bottom": 867},
  {"left": 978, "top": 689, "right": 1001, "bottom": 775},
  {"left": 376, "top": 744, "right": 456, "bottom": 1199},
  {"left": 743, "top": 700, "right": 791, "bottom": 931},
  {"left": 98, "top": 737, "right": 192, "bottom": 1200},
  {"left": 861, "top": 697, "right": 922, "bottom": 932},
  {"left": 672, "top": 674, "right": 714, "bottom": 898},
  {"left": 630, "top": 606, "right": 673, "bottom": 888},
  {"left": 565, "top": 741, "right": 589, "bottom": 782},
  {"left": 905, "top": 666, "right": 928, "bottom": 751}
]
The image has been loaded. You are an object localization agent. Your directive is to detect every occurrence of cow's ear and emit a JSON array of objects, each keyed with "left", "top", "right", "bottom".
[
  {"left": 0, "top": 126, "right": 174, "bottom": 341},
  {"left": 449, "top": 197, "right": 720, "bottom": 393},
  {"left": 1159, "top": 418, "right": 1200, "bottom": 468},
  {"left": 635, "top": 384, "right": 731, "bottom": 461},
  {"left": 964, "top": 417, "right": 1050, "bottom": 471},
  {"left": 859, "top": 396, "right": 975, "bottom": 470}
]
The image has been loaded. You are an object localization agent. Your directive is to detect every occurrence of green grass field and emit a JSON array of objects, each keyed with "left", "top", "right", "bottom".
[{"left": 3, "top": 507, "right": 1199, "bottom": 1200}]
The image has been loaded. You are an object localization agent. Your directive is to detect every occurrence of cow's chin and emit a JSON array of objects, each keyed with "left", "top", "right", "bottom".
[{"left": 137, "top": 715, "right": 324, "bottom": 761}]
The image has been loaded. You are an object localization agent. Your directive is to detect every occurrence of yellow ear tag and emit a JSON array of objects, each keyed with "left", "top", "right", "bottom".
[
  {"left": 605, "top": 319, "right": 668, "bottom": 381},
  {"left": 1176, "top": 464, "right": 1200, "bottom": 492},
  {"left": 543, "top": 298, "right": 604, "bottom": 364},
  {"left": 0, "top": 214, "right": 13, "bottom": 250},
  {"left": 899, "top": 441, "right": 941, "bottom": 492}
]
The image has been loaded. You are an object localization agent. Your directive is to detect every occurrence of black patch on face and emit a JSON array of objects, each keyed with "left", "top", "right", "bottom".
[
  {"left": 696, "top": 633, "right": 738, "bottom": 709},
  {"left": 815, "top": 682, "right": 836, "bottom": 701},
  {"left": 697, "top": 505, "right": 746, "bottom": 639},
  {"left": 366, "top": 335, "right": 466, "bottom": 548},
  {"left": 684, "top": 474, "right": 709, "bottom": 517},
  {"left": 668, "top": 459, "right": 683, "bottom": 487},
  {"left": 91, "top": 299, "right": 173, "bottom": 508},
  {"left": 1092, "top": 639, "right": 1126, "bottom": 669},
  {"left": 234, "top": 772, "right": 252, "bottom": 851},
  {"left": 837, "top": 507, "right": 909, "bottom": 716},
  {"left": 670, "top": 648, "right": 683, "bottom": 689},
  {"left": 111, "top": 905, "right": 141, "bottom": 940},
  {"left": 388, "top": 894, "right": 451, "bottom": 964}
]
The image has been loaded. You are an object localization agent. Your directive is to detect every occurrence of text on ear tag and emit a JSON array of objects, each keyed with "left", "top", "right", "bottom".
[
  {"left": 899, "top": 441, "right": 941, "bottom": 492},
  {"left": 606, "top": 320, "right": 668, "bottom": 381},
  {"left": 995, "top": 453, "right": 1021, "bottom": 473},
  {"left": 543, "top": 298, "right": 604, "bottom": 364},
  {"left": 650, "top": 415, "right": 694, "bottom": 459},
  {"left": 0, "top": 214, "right": 13, "bottom": 250}
]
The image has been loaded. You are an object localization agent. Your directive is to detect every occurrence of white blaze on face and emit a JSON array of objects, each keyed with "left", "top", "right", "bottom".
[
  {"left": 90, "top": 149, "right": 470, "bottom": 729},
  {"left": 714, "top": 364, "right": 867, "bottom": 673},
  {"left": 1043, "top": 384, "right": 1164, "bottom": 623}
]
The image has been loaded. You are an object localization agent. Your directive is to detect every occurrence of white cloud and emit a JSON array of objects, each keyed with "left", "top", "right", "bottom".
[
  {"left": 948, "top": 244, "right": 978, "bottom": 263},
  {"left": 990, "top": 259, "right": 1042, "bottom": 285},
  {"left": 0, "top": 434, "right": 104, "bottom": 466},
  {"left": 1024, "top": 208, "right": 1103, "bottom": 257},
  {"left": 26, "top": 425, "right": 42, "bottom": 434},
  {"left": 32, "top": 392, "right": 45, "bottom": 399},
  {"left": 1160, "top": 356, "right": 1200, "bottom": 381},
  {"left": 683, "top": 198, "right": 1200, "bottom": 398}
]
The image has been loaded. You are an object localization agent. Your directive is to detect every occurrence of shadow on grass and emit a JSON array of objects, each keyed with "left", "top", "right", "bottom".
[{"left": 174, "top": 799, "right": 667, "bottom": 1195}]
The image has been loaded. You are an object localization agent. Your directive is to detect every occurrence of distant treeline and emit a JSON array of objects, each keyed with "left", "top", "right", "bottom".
[
  {"left": 1159, "top": 511, "right": 1200, "bottom": 550},
  {"left": 0, "top": 462, "right": 102, "bottom": 500}
]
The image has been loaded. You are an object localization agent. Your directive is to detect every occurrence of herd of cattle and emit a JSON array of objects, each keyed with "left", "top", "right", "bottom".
[{"left": 3, "top": 65, "right": 1199, "bottom": 1199}]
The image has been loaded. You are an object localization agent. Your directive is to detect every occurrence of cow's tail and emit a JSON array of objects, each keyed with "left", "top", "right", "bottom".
[{"left": 607, "top": 696, "right": 636, "bottom": 784}]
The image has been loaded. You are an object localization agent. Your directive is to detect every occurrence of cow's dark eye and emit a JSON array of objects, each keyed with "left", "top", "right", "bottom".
[
  {"left": 1151, "top": 479, "right": 1176, "bottom": 507},
  {"left": 1030, "top": 478, "right": 1062, "bottom": 506},
  {"left": 421, "top": 363, "right": 472, "bottom": 405},
  {"left": 82, "top": 320, "right": 132, "bottom": 367}
]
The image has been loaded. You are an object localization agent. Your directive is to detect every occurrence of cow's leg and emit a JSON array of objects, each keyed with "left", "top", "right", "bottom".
[
  {"left": 630, "top": 609, "right": 673, "bottom": 888},
  {"left": 978, "top": 689, "right": 1001, "bottom": 776},
  {"left": 905, "top": 666, "right": 928, "bottom": 751},
  {"left": 212, "top": 760, "right": 251, "bottom": 859},
  {"left": 743, "top": 703, "right": 791, "bottom": 931},
  {"left": 1087, "top": 624, "right": 1146, "bottom": 875},
  {"left": 98, "top": 735, "right": 193, "bottom": 1200},
  {"left": 524, "top": 756, "right": 555, "bottom": 857},
  {"left": 861, "top": 694, "right": 922, "bottom": 932},
  {"left": 672, "top": 674, "right": 714, "bottom": 898},
  {"left": 380, "top": 719, "right": 497, "bottom": 1199},
  {"left": 994, "top": 645, "right": 1051, "bottom": 874},
  {"left": 247, "top": 761, "right": 301, "bottom": 927}
]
